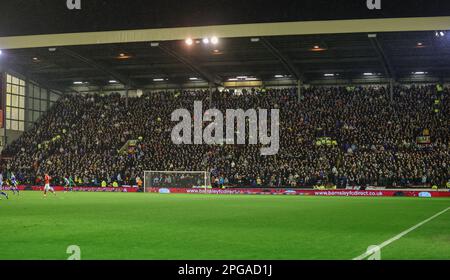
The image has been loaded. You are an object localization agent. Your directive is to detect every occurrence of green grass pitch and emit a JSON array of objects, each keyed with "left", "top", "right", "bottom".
[{"left": 0, "top": 191, "right": 449, "bottom": 260}]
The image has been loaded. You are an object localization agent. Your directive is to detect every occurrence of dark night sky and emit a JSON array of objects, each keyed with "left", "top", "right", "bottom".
[{"left": 0, "top": 0, "right": 449, "bottom": 36}]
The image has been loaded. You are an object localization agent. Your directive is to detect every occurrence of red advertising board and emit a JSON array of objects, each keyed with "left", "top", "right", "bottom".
[
  {"left": 148, "top": 187, "right": 450, "bottom": 198},
  {"left": 11, "top": 186, "right": 450, "bottom": 198},
  {"left": 15, "top": 186, "right": 139, "bottom": 192}
]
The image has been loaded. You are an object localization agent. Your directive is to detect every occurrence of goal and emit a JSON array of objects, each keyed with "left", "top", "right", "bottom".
[{"left": 143, "top": 171, "right": 210, "bottom": 193}]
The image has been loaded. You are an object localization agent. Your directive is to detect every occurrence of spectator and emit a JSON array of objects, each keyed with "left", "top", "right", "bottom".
[{"left": 1, "top": 85, "right": 448, "bottom": 189}]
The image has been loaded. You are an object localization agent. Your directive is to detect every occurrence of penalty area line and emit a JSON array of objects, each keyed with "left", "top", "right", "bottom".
[{"left": 353, "top": 206, "right": 450, "bottom": 260}]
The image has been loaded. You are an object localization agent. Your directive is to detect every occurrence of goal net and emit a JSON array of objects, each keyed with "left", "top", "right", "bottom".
[{"left": 143, "top": 171, "right": 210, "bottom": 193}]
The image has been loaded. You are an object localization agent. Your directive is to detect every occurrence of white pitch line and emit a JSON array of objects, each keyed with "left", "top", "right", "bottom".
[{"left": 353, "top": 206, "right": 450, "bottom": 260}]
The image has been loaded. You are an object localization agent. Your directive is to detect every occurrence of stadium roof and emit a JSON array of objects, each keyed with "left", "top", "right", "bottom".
[
  {"left": 2, "top": 30, "right": 450, "bottom": 91},
  {"left": 1, "top": 0, "right": 450, "bottom": 37},
  {"left": 1, "top": 1, "right": 450, "bottom": 91}
]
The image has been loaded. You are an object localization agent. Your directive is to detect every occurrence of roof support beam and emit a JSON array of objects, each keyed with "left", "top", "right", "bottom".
[
  {"left": 30, "top": 56, "right": 388, "bottom": 75},
  {"left": 58, "top": 47, "right": 138, "bottom": 88},
  {"left": 369, "top": 34, "right": 395, "bottom": 80},
  {"left": 260, "top": 38, "right": 304, "bottom": 81},
  {"left": 369, "top": 34, "right": 396, "bottom": 102},
  {"left": 158, "top": 44, "right": 222, "bottom": 86},
  {"left": 297, "top": 80, "right": 303, "bottom": 103}
]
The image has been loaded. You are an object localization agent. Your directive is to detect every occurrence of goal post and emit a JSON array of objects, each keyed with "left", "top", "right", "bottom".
[{"left": 143, "top": 171, "right": 210, "bottom": 193}]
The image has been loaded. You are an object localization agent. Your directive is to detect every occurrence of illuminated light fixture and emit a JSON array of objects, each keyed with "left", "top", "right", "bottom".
[
  {"left": 48, "top": 48, "right": 57, "bottom": 52},
  {"left": 250, "top": 38, "right": 260, "bottom": 42},
  {"left": 150, "top": 42, "right": 159, "bottom": 47},
  {"left": 73, "top": 81, "right": 84, "bottom": 85},
  {"left": 153, "top": 78, "right": 165, "bottom": 82},
  {"left": 109, "top": 80, "right": 118, "bottom": 84},
  {"left": 185, "top": 38, "right": 193, "bottom": 46},
  {"left": 228, "top": 78, "right": 238, "bottom": 81},
  {"left": 368, "top": 34, "right": 377, "bottom": 38},
  {"left": 0, "top": 50, "right": 2, "bottom": 55},
  {"left": 311, "top": 45, "right": 326, "bottom": 52},
  {"left": 189, "top": 77, "right": 199, "bottom": 81},
  {"left": 416, "top": 42, "right": 426, "bottom": 48},
  {"left": 203, "top": 38, "right": 210, "bottom": 44},
  {"left": 245, "top": 77, "right": 258, "bottom": 81},
  {"left": 211, "top": 37, "right": 219, "bottom": 45},
  {"left": 274, "top": 75, "right": 285, "bottom": 78},
  {"left": 363, "top": 73, "right": 374, "bottom": 76},
  {"left": 117, "top": 53, "right": 131, "bottom": 59},
  {"left": 324, "top": 73, "right": 335, "bottom": 77},
  {"left": 436, "top": 31, "right": 446, "bottom": 37},
  {"left": 412, "top": 71, "right": 427, "bottom": 75},
  {"left": 33, "top": 57, "right": 39, "bottom": 61},
  {"left": 236, "top": 76, "right": 248, "bottom": 79}
]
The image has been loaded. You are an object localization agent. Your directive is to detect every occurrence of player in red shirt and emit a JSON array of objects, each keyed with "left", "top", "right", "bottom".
[{"left": 44, "top": 173, "right": 56, "bottom": 198}]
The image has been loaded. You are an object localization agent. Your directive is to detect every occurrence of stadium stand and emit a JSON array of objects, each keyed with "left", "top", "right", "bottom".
[{"left": 1, "top": 84, "right": 449, "bottom": 188}]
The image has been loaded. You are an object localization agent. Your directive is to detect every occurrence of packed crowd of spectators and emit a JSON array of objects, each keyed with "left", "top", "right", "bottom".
[{"left": 1, "top": 84, "right": 449, "bottom": 188}]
